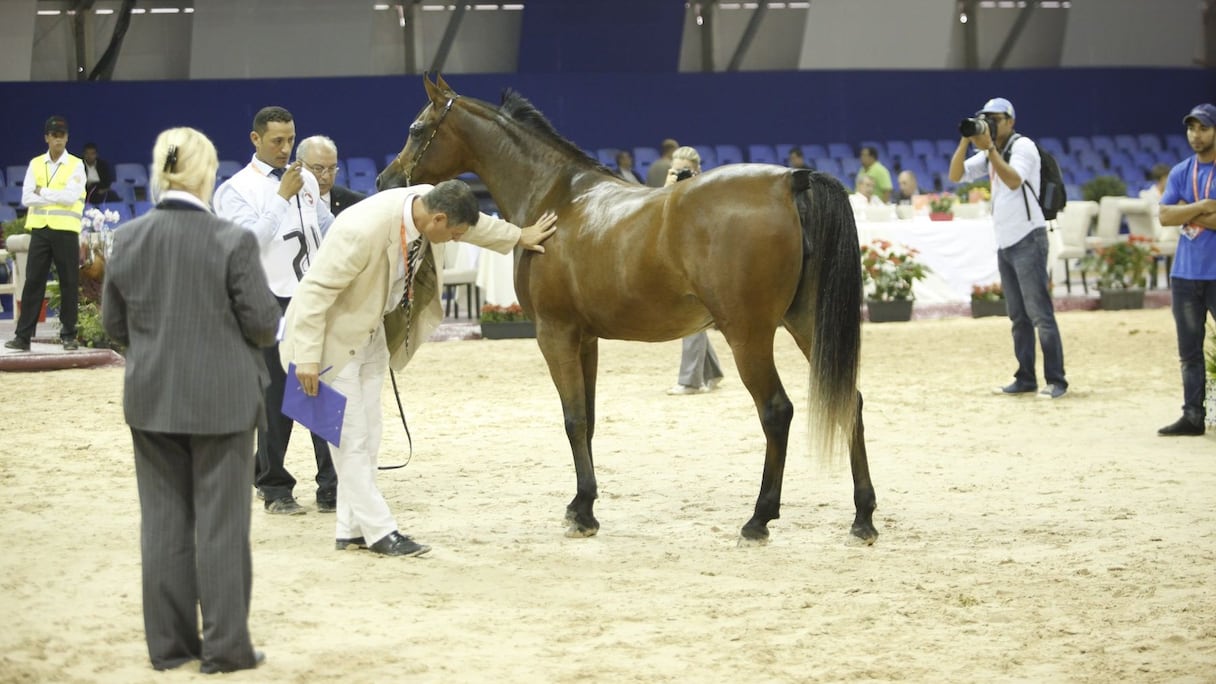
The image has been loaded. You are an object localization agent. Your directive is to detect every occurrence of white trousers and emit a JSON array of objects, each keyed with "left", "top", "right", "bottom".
[{"left": 329, "top": 325, "right": 397, "bottom": 546}]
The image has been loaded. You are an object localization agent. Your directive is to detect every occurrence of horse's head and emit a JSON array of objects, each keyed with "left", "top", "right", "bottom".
[{"left": 377, "top": 73, "right": 470, "bottom": 191}]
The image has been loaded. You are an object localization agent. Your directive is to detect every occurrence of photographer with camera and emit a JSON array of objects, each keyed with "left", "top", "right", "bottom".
[
  {"left": 949, "top": 97, "right": 1068, "bottom": 400},
  {"left": 663, "top": 146, "right": 725, "bottom": 396}
]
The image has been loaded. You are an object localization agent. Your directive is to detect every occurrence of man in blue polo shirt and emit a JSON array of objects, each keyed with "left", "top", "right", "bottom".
[{"left": 1157, "top": 103, "right": 1216, "bottom": 436}]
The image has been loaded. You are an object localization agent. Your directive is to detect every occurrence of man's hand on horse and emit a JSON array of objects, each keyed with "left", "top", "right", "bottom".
[
  {"left": 295, "top": 362, "right": 320, "bottom": 397},
  {"left": 518, "top": 211, "right": 558, "bottom": 253}
]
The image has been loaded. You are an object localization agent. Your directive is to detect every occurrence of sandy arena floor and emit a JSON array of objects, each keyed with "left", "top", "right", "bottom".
[{"left": 1, "top": 308, "right": 1213, "bottom": 683}]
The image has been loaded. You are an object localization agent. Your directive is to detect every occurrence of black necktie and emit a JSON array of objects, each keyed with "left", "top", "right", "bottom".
[
  {"left": 402, "top": 237, "right": 424, "bottom": 307},
  {"left": 270, "top": 167, "right": 285, "bottom": 180}
]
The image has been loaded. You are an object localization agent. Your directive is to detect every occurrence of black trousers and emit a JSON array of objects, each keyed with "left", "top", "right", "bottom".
[
  {"left": 254, "top": 296, "right": 337, "bottom": 504},
  {"left": 15, "top": 227, "right": 79, "bottom": 342}
]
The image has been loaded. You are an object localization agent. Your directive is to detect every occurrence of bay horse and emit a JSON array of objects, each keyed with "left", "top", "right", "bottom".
[{"left": 378, "top": 75, "right": 877, "bottom": 545}]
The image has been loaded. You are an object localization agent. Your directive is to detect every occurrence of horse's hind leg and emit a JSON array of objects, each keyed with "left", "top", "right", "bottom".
[
  {"left": 783, "top": 319, "right": 879, "bottom": 544},
  {"left": 537, "top": 328, "right": 600, "bottom": 538},
  {"left": 848, "top": 392, "right": 878, "bottom": 544}
]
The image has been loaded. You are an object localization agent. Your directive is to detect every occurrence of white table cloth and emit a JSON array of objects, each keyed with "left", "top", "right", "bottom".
[{"left": 856, "top": 215, "right": 1000, "bottom": 303}]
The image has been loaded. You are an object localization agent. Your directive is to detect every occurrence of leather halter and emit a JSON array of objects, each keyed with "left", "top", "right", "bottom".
[{"left": 401, "top": 96, "right": 457, "bottom": 187}]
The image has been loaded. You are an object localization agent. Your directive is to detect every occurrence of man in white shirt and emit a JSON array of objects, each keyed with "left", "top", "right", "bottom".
[
  {"left": 949, "top": 97, "right": 1068, "bottom": 400},
  {"left": 213, "top": 106, "right": 337, "bottom": 515},
  {"left": 6, "top": 116, "right": 87, "bottom": 352}
]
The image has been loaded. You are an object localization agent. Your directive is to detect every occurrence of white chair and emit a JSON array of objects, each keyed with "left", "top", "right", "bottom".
[
  {"left": 1092, "top": 195, "right": 1147, "bottom": 250},
  {"left": 0, "top": 233, "right": 30, "bottom": 315},
  {"left": 1054, "top": 201, "right": 1098, "bottom": 294},
  {"left": 441, "top": 242, "right": 481, "bottom": 319}
]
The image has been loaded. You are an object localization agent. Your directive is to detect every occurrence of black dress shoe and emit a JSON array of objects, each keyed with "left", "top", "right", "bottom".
[
  {"left": 4, "top": 338, "right": 30, "bottom": 352},
  {"left": 316, "top": 497, "right": 337, "bottom": 513},
  {"left": 335, "top": 536, "right": 367, "bottom": 550},
  {"left": 369, "top": 531, "right": 431, "bottom": 557},
  {"left": 62, "top": 339, "right": 79, "bottom": 351},
  {"left": 1158, "top": 416, "right": 1205, "bottom": 436},
  {"left": 199, "top": 650, "right": 264, "bottom": 674}
]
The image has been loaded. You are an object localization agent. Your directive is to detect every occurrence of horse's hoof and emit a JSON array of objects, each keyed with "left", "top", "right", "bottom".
[
  {"left": 736, "top": 535, "right": 770, "bottom": 548},
  {"left": 739, "top": 523, "right": 770, "bottom": 543},
  {"left": 850, "top": 523, "right": 879, "bottom": 545},
  {"left": 564, "top": 523, "right": 599, "bottom": 538}
]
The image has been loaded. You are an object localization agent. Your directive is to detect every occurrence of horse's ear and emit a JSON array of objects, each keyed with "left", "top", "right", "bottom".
[
  {"left": 436, "top": 72, "right": 455, "bottom": 96},
  {"left": 423, "top": 73, "right": 444, "bottom": 106}
]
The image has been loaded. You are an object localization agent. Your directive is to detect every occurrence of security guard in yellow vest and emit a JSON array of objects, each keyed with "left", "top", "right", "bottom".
[{"left": 5, "top": 116, "right": 87, "bottom": 352}]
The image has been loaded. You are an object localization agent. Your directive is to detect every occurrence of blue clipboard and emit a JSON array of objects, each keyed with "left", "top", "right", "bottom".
[{"left": 282, "top": 363, "right": 347, "bottom": 447}]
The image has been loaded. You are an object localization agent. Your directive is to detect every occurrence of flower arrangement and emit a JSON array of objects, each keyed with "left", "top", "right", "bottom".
[
  {"left": 479, "top": 303, "right": 530, "bottom": 323},
  {"left": 860, "top": 239, "right": 930, "bottom": 302},
  {"left": 928, "top": 193, "right": 956, "bottom": 214},
  {"left": 970, "top": 282, "right": 1004, "bottom": 302},
  {"left": 80, "top": 206, "right": 120, "bottom": 281},
  {"left": 955, "top": 180, "right": 991, "bottom": 204},
  {"left": 1081, "top": 234, "right": 1159, "bottom": 290}
]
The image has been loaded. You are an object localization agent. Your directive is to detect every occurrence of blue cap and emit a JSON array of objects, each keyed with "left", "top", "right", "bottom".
[
  {"left": 1183, "top": 103, "right": 1216, "bottom": 127},
  {"left": 977, "top": 97, "right": 1015, "bottom": 119}
]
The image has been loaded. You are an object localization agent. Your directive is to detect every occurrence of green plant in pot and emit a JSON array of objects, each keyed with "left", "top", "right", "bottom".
[
  {"left": 1081, "top": 235, "right": 1157, "bottom": 290},
  {"left": 1081, "top": 175, "right": 1128, "bottom": 202}
]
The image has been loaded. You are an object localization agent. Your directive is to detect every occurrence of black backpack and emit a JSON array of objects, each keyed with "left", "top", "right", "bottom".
[{"left": 1002, "top": 133, "right": 1067, "bottom": 221}]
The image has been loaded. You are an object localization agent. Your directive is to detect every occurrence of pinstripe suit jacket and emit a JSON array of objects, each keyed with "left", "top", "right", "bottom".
[{"left": 102, "top": 201, "right": 282, "bottom": 434}]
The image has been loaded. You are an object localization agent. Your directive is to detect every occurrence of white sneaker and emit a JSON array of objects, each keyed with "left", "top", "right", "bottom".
[
  {"left": 704, "top": 377, "right": 723, "bottom": 391},
  {"left": 666, "top": 384, "right": 705, "bottom": 396}
]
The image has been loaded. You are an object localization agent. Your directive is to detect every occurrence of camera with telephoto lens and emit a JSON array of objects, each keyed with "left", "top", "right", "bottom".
[
  {"left": 674, "top": 168, "right": 694, "bottom": 182},
  {"left": 958, "top": 114, "right": 997, "bottom": 138}
]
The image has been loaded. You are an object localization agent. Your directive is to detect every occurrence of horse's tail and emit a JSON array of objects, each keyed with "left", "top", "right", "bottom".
[{"left": 790, "top": 169, "right": 862, "bottom": 468}]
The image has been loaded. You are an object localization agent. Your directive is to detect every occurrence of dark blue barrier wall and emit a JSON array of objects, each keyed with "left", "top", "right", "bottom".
[{"left": 0, "top": 68, "right": 1212, "bottom": 169}]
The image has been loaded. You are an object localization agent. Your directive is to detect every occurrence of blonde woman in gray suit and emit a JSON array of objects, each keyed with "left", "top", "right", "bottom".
[{"left": 102, "top": 127, "right": 280, "bottom": 674}]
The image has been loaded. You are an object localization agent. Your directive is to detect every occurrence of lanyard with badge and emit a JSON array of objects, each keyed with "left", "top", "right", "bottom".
[{"left": 1184, "top": 156, "right": 1215, "bottom": 240}]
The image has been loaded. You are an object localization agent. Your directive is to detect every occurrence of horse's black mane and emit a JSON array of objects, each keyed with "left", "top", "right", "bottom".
[{"left": 498, "top": 89, "right": 613, "bottom": 174}]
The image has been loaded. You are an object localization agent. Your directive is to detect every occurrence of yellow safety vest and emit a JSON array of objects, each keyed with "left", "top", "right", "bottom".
[{"left": 26, "top": 153, "right": 85, "bottom": 233}]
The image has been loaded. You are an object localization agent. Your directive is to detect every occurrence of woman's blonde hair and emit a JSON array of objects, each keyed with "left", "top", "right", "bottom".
[
  {"left": 150, "top": 127, "right": 219, "bottom": 204},
  {"left": 671, "top": 146, "right": 702, "bottom": 168}
]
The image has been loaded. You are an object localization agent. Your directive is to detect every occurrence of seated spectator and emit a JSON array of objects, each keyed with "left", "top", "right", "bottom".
[
  {"left": 786, "top": 148, "right": 811, "bottom": 170},
  {"left": 614, "top": 150, "right": 642, "bottom": 184},
  {"left": 849, "top": 175, "right": 885, "bottom": 214},
  {"left": 1141, "top": 163, "right": 1170, "bottom": 204},
  {"left": 855, "top": 146, "right": 892, "bottom": 203},
  {"left": 892, "top": 170, "right": 922, "bottom": 204},
  {"left": 82, "top": 142, "right": 119, "bottom": 204}
]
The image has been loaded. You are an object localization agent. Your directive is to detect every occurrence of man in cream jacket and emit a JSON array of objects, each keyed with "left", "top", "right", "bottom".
[{"left": 281, "top": 179, "right": 555, "bottom": 557}]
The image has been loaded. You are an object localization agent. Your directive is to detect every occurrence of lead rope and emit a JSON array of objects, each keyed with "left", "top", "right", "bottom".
[
  {"left": 380, "top": 231, "right": 424, "bottom": 471},
  {"left": 379, "top": 368, "right": 412, "bottom": 470}
]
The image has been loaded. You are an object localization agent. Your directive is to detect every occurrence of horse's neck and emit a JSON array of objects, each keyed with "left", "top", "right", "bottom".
[{"left": 462, "top": 117, "right": 584, "bottom": 221}]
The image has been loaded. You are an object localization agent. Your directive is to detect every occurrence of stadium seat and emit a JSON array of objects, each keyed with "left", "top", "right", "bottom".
[
  {"left": 0, "top": 204, "right": 15, "bottom": 222},
  {"left": 5, "top": 166, "right": 26, "bottom": 187},
  {"left": 812, "top": 158, "right": 841, "bottom": 177},
  {"left": 715, "top": 144, "right": 744, "bottom": 166},
  {"left": 802, "top": 144, "right": 827, "bottom": 160},
  {"left": 2, "top": 186, "right": 21, "bottom": 206},
  {"left": 217, "top": 160, "right": 242, "bottom": 184},
  {"left": 910, "top": 139, "right": 935, "bottom": 159},
  {"left": 692, "top": 146, "right": 717, "bottom": 170},
  {"left": 935, "top": 139, "right": 956, "bottom": 158},
  {"left": 348, "top": 174, "right": 378, "bottom": 195},
  {"left": 114, "top": 162, "right": 149, "bottom": 198},
  {"left": 1066, "top": 136, "right": 1092, "bottom": 155},
  {"left": 1038, "top": 137, "right": 1066, "bottom": 158},
  {"left": 632, "top": 146, "right": 659, "bottom": 180},
  {"left": 773, "top": 144, "right": 798, "bottom": 163},
  {"left": 1090, "top": 135, "right": 1116, "bottom": 157},
  {"left": 596, "top": 148, "right": 619, "bottom": 167},
  {"left": 345, "top": 157, "right": 378, "bottom": 187},
  {"left": 746, "top": 144, "right": 777, "bottom": 164},
  {"left": 1137, "top": 133, "right": 1163, "bottom": 152},
  {"left": 0, "top": 169, "right": 5, "bottom": 187},
  {"left": 133, "top": 200, "right": 153, "bottom": 216},
  {"left": 110, "top": 181, "right": 136, "bottom": 205},
  {"left": 1114, "top": 134, "right": 1139, "bottom": 153},
  {"left": 886, "top": 141, "right": 912, "bottom": 165},
  {"left": 827, "top": 142, "right": 853, "bottom": 160}
]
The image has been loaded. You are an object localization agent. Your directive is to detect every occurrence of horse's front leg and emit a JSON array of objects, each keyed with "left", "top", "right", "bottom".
[
  {"left": 848, "top": 391, "right": 878, "bottom": 544},
  {"left": 728, "top": 335, "right": 792, "bottom": 544},
  {"left": 536, "top": 327, "right": 600, "bottom": 537}
]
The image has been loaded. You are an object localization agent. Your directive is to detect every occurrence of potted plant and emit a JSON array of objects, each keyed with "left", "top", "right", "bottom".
[
  {"left": 952, "top": 181, "right": 990, "bottom": 219},
  {"left": 1081, "top": 175, "right": 1128, "bottom": 203},
  {"left": 1206, "top": 324, "right": 1216, "bottom": 427},
  {"left": 860, "top": 239, "right": 930, "bottom": 323},
  {"left": 1080, "top": 234, "right": 1158, "bottom": 310},
  {"left": 970, "top": 282, "right": 1006, "bottom": 318},
  {"left": 927, "top": 193, "right": 956, "bottom": 221},
  {"left": 479, "top": 303, "right": 535, "bottom": 339}
]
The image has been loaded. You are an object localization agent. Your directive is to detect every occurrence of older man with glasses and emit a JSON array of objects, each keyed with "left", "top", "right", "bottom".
[{"left": 297, "top": 135, "right": 365, "bottom": 217}]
